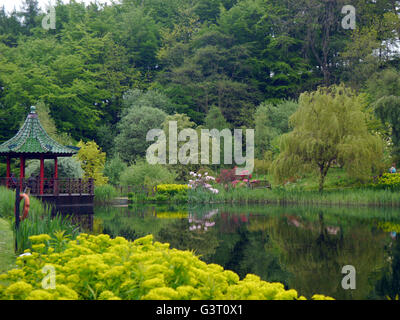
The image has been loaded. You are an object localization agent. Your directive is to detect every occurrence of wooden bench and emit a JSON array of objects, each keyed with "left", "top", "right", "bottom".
[{"left": 249, "top": 180, "right": 271, "bottom": 189}]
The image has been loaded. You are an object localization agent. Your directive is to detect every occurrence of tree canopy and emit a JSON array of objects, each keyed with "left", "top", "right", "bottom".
[
  {"left": 272, "top": 85, "right": 384, "bottom": 192},
  {"left": 0, "top": 0, "right": 399, "bottom": 181}
]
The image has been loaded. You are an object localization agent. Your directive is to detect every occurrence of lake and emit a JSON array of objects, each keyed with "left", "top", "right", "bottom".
[{"left": 71, "top": 203, "right": 400, "bottom": 300}]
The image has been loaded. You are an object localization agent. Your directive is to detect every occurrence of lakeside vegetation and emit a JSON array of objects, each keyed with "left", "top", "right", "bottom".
[
  {"left": 0, "top": 233, "right": 333, "bottom": 300},
  {"left": 123, "top": 168, "right": 400, "bottom": 207},
  {"left": 0, "top": 218, "right": 14, "bottom": 274},
  {"left": 2, "top": 0, "right": 400, "bottom": 203},
  {"left": 127, "top": 185, "right": 400, "bottom": 207},
  {"left": 0, "top": 187, "right": 79, "bottom": 254},
  {"left": 2, "top": 0, "right": 400, "bottom": 301}
]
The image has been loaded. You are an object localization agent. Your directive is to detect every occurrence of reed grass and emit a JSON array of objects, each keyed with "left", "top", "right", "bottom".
[
  {"left": 0, "top": 218, "right": 15, "bottom": 273},
  {"left": 94, "top": 184, "right": 118, "bottom": 203},
  {"left": 0, "top": 187, "right": 80, "bottom": 254},
  {"left": 188, "top": 187, "right": 400, "bottom": 207},
  {"left": 13, "top": 205, "right": 80, "bottom": 254}
]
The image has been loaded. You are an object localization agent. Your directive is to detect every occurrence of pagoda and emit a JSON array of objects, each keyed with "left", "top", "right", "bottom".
[{"left": 0, "top": 106, "right": 78, "bottom": 195}]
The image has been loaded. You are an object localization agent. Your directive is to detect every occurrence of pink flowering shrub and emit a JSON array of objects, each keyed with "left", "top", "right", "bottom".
[
  {"left": 216, "top": 167, "right": 258, "bottom": 189},
  {"left": 188, "top": 171, "right": 219, "bottom": 194}
]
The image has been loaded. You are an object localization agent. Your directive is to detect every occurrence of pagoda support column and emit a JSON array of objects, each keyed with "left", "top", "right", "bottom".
[
  {"left": 6, "top": 156, "right": 10, "bottom": 188},
  {"left": 40, "top": 156, "right": 44, "bottom": 195},
  {"left": 54, "top": 157, "right": 58, "bottom": 195},
  {"left": 19, "top": 156, "right": 25, "bottom": 188},
  {"left": 54, "top": 158, "right": 58, "bottom": 179}
]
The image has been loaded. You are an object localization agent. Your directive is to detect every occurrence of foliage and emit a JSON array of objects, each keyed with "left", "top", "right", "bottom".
[
  {"left": 0, "top": 233, "right": 333, "bottom": 300},
  {"left": 187, "top": 185, "right": 400, "bottom": 207},
  {"left": 156, "top": 184, "right": 189, "bottom": 196},
  {"left": 94, "top": 185, "right": 118, "bottom": 203},
  {"left": 75, "top": 140, "right": 108, "bottom": 186},
  {"left": 254, "top": 100, "right": 299, "bottom": 158},
  {"left": 14, "top": 207, "right": 79, "bottom": 254},
  {"left": 122, "top": 89, "right": 175, "bottom": 115},
  {"left": 114, "top": 106, "right": 167, "bottom": 163},
  {"left": 0, "top": 186, "right": 44, "bottom": 220},
  {"left": 216, "top": 167, "right": 237, "bottom": 184},
  {"left": 272, "top": 85, "right": 385, "bottom": 192},
  {"left": 0, "top": 187, "right": 79, "bottom": 254},
  {"left": 188, "top": 171, "right": 219, "bottom": 194},
  {"left": 377, "top": 221, "right": 400, "bottom": 233},
  {"left": 367, "top": 69, "right": 400, "bottom": 160},
  {"left": 371, "top": 173, "right": 400, "bottom": 191},
  {"left": 35, "top": 101, "right": 75, "bottom": 146},
  {"left": 204, "top": 105, "right": 230, "bottom": 130},
  {"left": 119, "top": 159, "right": 177, "bottom": 188},
  {"left": 2, "top": 0, "right": 400, "bottom": 178},
  {"left": 0, "top": 218, "right": 14, "bottom": 273},
  {"left": 103, "top": 155, "right": 128, "bottom": 186},
  {"left": 253, "top": 158, "right": 271, "bottom": 176},
  {"left": 25, "top": 157, "right": 84, "bottom": 179},
  {"left": 162, "top": 113, "right": 200, "bottom": 181}
]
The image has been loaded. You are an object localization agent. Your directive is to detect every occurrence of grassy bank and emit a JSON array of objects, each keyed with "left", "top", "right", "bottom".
[
  {"left": 0, "top": 187, "right": 80, "bottom": 254},
  {"left": 0, "top": 218, "right": 15, "bottom": 273},
  {"left": 188, "top": 187, "right": 400, "bottom": 207}
]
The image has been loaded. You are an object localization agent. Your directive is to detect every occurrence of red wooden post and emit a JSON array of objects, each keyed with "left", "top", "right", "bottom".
[
  {"left": 40, "top": 156, "right": 44, "bottom": 195},
  {"left": 6, "top": 156, "right": 10, "bottom": 188},
  {"left": 19, "top": 156, "right": 25, "bottom": 188},
  {"left": 54, "top": 158, "right": 58, "bottom": 195},
  {"left": 54, "top": 158, "right": 58, "bottom": 179}
]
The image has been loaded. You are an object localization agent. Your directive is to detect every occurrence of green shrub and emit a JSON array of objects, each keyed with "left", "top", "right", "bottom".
[
  {"left": 156, "top": 184, "right": 188, "bottom": 196},
  {"left": 25, "top": 157, "right": 83, "bottom": 179},
  {"left": 104, "top": 155, "right": 127, "bottom": 186},
  {"left": 0, "top": 233, "right": 333, "bottom": 300},
  {"left": 120, "top": 160, "right": 177, "bottom": 189},
  {"left": 371, "top": 173, "right": 400, "bottom": 190}
]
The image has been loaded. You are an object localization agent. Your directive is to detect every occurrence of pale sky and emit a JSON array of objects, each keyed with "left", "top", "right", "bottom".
[{"left": 0, "top": 0, "right": 113, "bottom": 13}]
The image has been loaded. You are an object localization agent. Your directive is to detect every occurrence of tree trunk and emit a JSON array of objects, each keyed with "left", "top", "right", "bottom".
[
  {"left": 319, "top": 171, "right": 325, "bottom": 193},
  {"left": 319, "top": 163, "right": 330, "bottom": 193}
]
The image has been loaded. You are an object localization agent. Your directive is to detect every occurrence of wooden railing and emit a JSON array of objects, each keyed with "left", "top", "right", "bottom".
[{"left": 0, "top": 177, "right": 94, "bottom": 196}]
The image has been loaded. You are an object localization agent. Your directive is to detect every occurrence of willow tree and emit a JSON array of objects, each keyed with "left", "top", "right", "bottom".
[{"left": 272, "top": 85, "right": 384, "bottom": 192}]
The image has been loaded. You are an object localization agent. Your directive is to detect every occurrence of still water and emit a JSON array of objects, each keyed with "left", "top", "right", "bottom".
[{"left": 72, "top": 203, "right": 400, "bottom": 300}]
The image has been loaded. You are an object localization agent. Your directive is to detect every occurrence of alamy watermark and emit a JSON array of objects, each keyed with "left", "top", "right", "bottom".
[
  {"left": 42, "top": 6, "right": 56, "bottom": 30},
  {"left": 341, "top": 265, "right": 356, "bottom": 290},
  {"left": 341, "top": 5, "right": 356, "bottom": 30},
  {"left": 41, "top": 265, "right": 56, "bottom": 289},
  {"left": 146, "top": 121, "right": 254, "bottom": 175}
]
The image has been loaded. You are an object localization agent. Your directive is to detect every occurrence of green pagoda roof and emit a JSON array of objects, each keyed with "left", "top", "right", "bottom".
[{"left": 0, "top": 106, "right": 78, "bottom": 157}]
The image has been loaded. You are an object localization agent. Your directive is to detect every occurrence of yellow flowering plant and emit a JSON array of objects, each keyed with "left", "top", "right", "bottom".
[
  {"left": 156, "top": 184, "right": 189, "bottom": 196},
  {"left": 0, "top": 233, "right": 333, "bottom": 300},
  {"left": 371, "top": 173, "right": 400, "bottom": 190}
]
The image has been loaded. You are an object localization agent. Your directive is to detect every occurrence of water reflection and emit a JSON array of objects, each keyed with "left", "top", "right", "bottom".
[{"left": 81, "top": 204, "right": 400, "bottom": 300}]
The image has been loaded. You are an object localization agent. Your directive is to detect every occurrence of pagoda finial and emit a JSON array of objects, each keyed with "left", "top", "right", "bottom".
[{"left": 30, "top": 106, "right": 36, "bottom": 114}]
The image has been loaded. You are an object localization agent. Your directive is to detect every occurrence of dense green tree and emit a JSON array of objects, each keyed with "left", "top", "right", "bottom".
[
  {"left": 122, "top": 89, "right": 175, "bottom": 115},
  {"left": 0, "top": 0, "right": 399, "bottom": 163},
  {"left": 19, "top": 0, "right": 40, "bottom": 34},
  {"left": 204, "top": 105, "right": 230, "bottom": 130},
  {"left": 76, "top": 140, "right": 108, "bottom": 186},
  {"left": 366, "top": 69, "right": 400, "bottom": 160},
  {"left": 272, "top": 85, "right": 384, "bottom": 192},
  {"left": 114, "top": 106, "right": 167, "bottom": 163},
  {"left": 254, "top": 100, "right": 298, "bottom": 158},
  {"left": 104, "top": 155, "right": 128, "bottom": 186}
]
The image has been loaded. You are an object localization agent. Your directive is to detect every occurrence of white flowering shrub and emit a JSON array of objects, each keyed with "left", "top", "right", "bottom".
[{"left": 188, "top": 171, "right": 219, "bottom": 194}]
